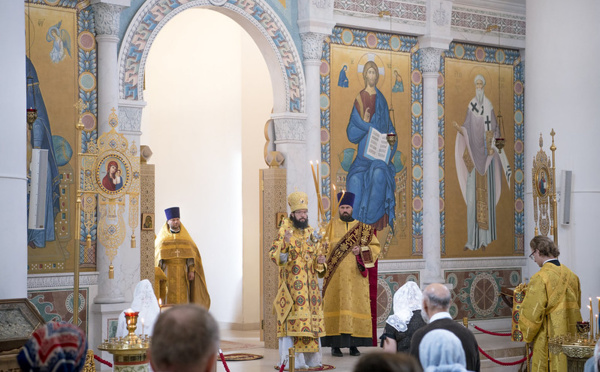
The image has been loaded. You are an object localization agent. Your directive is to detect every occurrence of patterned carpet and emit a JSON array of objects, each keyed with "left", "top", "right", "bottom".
[
  {"left": 273, "top": 364, "right": 335, "bottom": 371},
  {"left": 220, "top": 340, "right": 263, "bottom": 351},
  {"left": 222, "top": 353, "right": 263, "bottom": 361}
]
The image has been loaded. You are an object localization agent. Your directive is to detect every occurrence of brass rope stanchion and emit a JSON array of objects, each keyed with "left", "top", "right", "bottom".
[{"left": 288, "top": 347, "right": 295, "bottom": 372}]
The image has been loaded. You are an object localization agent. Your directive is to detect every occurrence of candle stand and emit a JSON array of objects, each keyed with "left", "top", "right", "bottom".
[
  {"left": 98, "top": 311, "right": 150, "bottom": 371},
  {"left": 548, "top": 322, "right": 595, "bottom": 372}
]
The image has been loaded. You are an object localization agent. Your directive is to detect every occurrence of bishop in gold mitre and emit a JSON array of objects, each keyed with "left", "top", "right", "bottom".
[{"left": 155, "top": 207, "right": 210, "bottom": 308}]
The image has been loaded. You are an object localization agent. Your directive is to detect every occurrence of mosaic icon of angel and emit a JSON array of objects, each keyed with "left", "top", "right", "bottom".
[{"left": 46, "top": 21, "right": 71, "bottom": 63}]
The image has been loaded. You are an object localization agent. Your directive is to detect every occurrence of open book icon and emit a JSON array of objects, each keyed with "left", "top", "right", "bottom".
[{"left": 364, "top": 127, "right": 391, "bottom": 163}]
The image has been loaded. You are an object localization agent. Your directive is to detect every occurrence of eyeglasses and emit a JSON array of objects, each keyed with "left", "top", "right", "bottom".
[{"left": 529, "top": 250, "right": 536, "bottom": 260}]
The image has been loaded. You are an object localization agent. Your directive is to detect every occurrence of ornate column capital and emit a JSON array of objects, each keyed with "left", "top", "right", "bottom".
[
  {"left": 420, "top": 47, "right": 443, "bottom": 74},
  {"left": 300, "top": 32, "right": 329, "bottom": 61},
  {"left": 91, "top": 1, "right": 127, "bottom": 36},
  {"left": 118, "top": 99, "right": 146, "bottom": 134},
  {"left": 271, "top": 112, "right": 307, "bottom": 143}
]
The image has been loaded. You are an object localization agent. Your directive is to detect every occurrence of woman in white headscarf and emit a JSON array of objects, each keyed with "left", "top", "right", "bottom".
[
  {"left": 419, "top": 329, "right": 469, "bottom": 372},
  {"left": 381, "top": 281, "right": 426, "bottom": 352},
  {"left": 117, "top": 279, "right": 160, "bottom": 338}
]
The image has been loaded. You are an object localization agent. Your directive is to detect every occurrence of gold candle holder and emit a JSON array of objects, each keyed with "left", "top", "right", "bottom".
[{"left": 125, "top": 310, "right": 140, "bottom": 341}]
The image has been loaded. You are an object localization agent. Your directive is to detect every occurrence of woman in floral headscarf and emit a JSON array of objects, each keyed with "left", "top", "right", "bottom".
[
  {"left": 18, "top": 321, "right": 87, "bottom": 372},
  {"left": 380, "top": 281, "right": 426, "bottom": 352}
]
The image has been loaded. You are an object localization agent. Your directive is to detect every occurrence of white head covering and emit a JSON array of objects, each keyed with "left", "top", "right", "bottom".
[
  {"left": 474, "top": 74, "right": 486, "bottom": 86},
  {"left": 385, "top": 281, "right": 423, "bottom": 332},
  {"left": 116, "top": 279, "right": 160, "bottom": 338},
  {"left": 419, "top": 329, "right": 468, "bottom": 372}
]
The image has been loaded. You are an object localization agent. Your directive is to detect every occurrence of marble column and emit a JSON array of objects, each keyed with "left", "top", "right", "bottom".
[
  {"left": 300, "top": 31, "right": 329, "bottom": 224},
  {"left": 92, "top": 0, "right": 129, "bottom": 303},
  {"left": 272, "top": 112, "right": 308, "bottom": 202},
  {"left": 419, "top": 47, "right": 444, "bottom": 285},
  {"left": 297, "top": 0, "right": 334, "bottom": 223}
]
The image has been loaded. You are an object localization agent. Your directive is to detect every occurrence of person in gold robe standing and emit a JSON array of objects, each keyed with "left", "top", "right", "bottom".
[
  {"left": 321, "top": 192, "right": 380, "bottom": 357},
  {"left": 155, "top": 207, "right": 210, "bottom": 308},
  {"left": 269, "top": 191, "right": 326, "bottom": 370},
  {"left": 520, "top": 235, "right": 581, "bottom": 371}
]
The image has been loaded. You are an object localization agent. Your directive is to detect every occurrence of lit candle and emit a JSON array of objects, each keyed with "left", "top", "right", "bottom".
[
  {"left": 596, "top": 315, "right": 598, "bottom": 339},
  {"left": 141, "top": 317, "right": 145, "bottom": 335}
]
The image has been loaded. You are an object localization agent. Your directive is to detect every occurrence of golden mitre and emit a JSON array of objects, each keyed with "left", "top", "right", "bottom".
[{"left": 288, "top": 191, "right": 308, "bottom": 212}]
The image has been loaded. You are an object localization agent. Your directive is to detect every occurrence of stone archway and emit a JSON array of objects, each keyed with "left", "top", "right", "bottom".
[{"left": 118, "top": 0, "right": 305, "bottom": 115}]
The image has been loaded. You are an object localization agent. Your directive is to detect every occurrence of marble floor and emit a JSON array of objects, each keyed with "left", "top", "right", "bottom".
[{"left": 217, "top": 329, "right": 527, "bottom": 372}]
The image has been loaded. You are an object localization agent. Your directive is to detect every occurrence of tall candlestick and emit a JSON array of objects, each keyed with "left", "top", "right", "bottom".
[
  {"left": 316, "top": 160, "right": 320, "bottom": 194},
  {"left": 309, "top": 161, "right": 325, "bottom": 222},
  {"left": 589, "top": 305, "right": 593, "bottom": 340}
]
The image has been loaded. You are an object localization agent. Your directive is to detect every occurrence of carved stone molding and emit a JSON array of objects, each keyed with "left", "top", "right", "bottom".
[
  {"left": 28, "top": 272, "right": 99, "bottom": 289},
  {"left": 441, "top": 257, "right": 528, "bottom": 269},
  {"left": 312, "top": 0, "right": 332, "bottom": 8},
  {"left": 272, "top": 113, "right": 307, "bottom": 142},
  {"left": 300, "top": 32, "right": 327, "bottom": 61},
  {"left": 92, "top": 3, "right": 123, "bottom": 36},
  {"left": 420, "top": 47, "right": 442, "bottom": 73},
  {"left": 379, "top": 259, "right": 426, "bottom": 272}
]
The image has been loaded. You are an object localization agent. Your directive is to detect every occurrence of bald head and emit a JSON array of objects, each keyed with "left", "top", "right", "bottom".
[
  {"left": 422, "top": 283, "right": 451, "bottom": 318},
  {"left": 150, "top": 305, "right": 219, "bottom": 372}
]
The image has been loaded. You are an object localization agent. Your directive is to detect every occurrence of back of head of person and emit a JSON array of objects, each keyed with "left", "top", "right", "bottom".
[
  {"left": 422, "top": 283, "right": 451, "bottom": 321},
  {"left": 353, "top": 352, "right": 422, "bottom": 372},
  {"left": 150, "top": 304, "right": 219, "bottom": 372},
  {"left": 18, "top": 321, "right": 88, "bottom": 372},
  {"left": 530, "top": 235, "right": 559, "bottom": 259},
  {"left": 419, "top": 329, "right": 467, "bottom": 372}
]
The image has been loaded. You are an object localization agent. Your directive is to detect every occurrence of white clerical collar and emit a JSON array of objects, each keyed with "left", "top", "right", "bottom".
[{"left": 430, "top": 311, "right": 452, "bottom": 323}]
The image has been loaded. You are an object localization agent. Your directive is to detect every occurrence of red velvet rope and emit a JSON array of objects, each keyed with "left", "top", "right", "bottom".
[
  {"left": 218, "top": 349, "right": 231, "bottom": 372},
  {"left": 278, "top": 359, "right": 286, "bottom": 372},
  {"left": 473, "top": 325, "right": 512, "bottom": 337},
  {"left": 93, "top": 354, "right": 113, "bottom": 367},
  {"left": 478, "top": 346, "right": 533, "bottom": 366}
]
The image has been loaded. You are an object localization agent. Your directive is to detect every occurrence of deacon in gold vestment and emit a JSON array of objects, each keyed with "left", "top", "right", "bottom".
[
  {"left": 520, "top": 235, "right": 581, "bottom": 372},
  {"left": 269, "top": 192, "right": 326, "bottom": 370},
  {"left": 321, "top": 192, "right": 380, "bottom": 357},
  {"left": 155, "top": 207, "right": 210, "bottom": 308}
]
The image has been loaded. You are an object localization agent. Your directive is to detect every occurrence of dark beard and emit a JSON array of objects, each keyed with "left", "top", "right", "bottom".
[
  {"left": 340, "top": 213, "right": 354, "bottom": 222},
  {"left": 290, "top": 214, "right": 309, "bottom": 230}
]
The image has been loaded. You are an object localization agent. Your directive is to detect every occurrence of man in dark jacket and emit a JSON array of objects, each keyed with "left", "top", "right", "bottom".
[{"left": 409, "top": 283, "right": 480, "bottom": 371}]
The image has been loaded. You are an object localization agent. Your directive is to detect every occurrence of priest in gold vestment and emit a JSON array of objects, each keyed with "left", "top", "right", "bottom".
[
  {"left": 269, "top": 192, "right": 326, "bottom": 370},
  {"left": 321, "top": 192, "right": 380, "bottom": 357},
  {"left": 520, "top": 235, "right": 581, "bottom": 372},
  {"left": 155, "top": 207, "right": 210, "bottom": 308}
]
